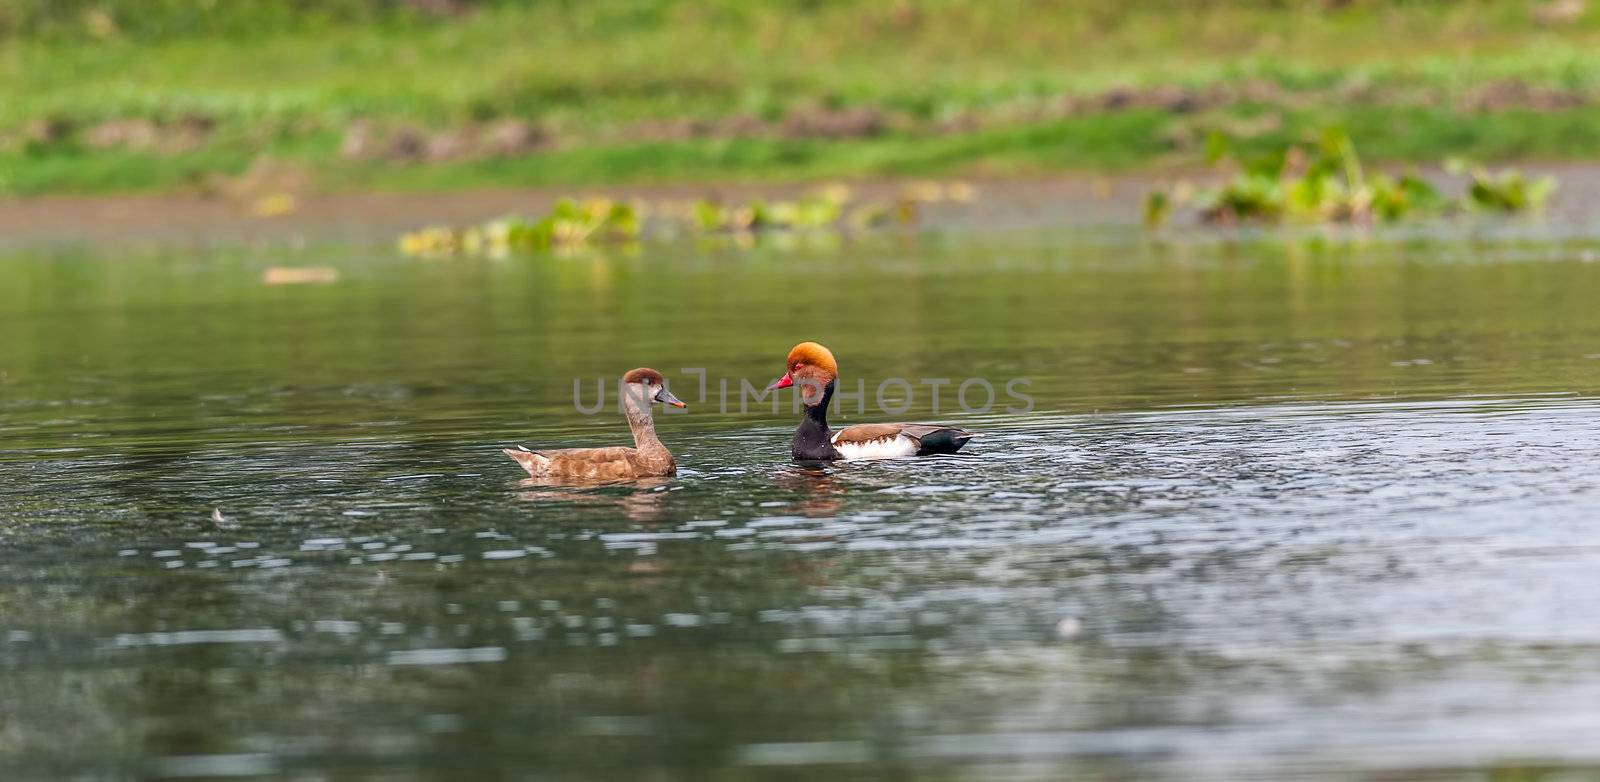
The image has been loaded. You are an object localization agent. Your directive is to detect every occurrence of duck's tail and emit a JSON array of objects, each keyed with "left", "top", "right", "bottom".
[
  {"left": 503, "top": 445, "right": 551, "bottom": 476},
  {"left": 914, "top": 427, "right": 977, "bottom": 455}
]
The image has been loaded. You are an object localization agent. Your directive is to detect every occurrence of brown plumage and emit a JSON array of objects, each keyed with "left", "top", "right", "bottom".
[
  {"left": 504, "top": 367, "right": 685, "bottom": 481},
  {"left": 829, "top": 423, "right": 963, "bottom": 448},
  {"left": 769, "top": 342, "right": 976, "bottom": 461},
  {"left": 828, "top": 423, "right": 905, "bottom": 446}
]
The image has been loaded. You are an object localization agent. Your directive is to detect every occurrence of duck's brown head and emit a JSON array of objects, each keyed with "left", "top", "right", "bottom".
[
  {"left": 767, "top": 341, "right": 838, "bottom": 407},
  {"left": 622, "top": 367, "right": 687, "bottom": 408}
]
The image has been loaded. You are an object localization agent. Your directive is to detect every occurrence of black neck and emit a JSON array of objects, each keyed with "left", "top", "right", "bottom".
[{"left": 791, "top": 379, "right": 839, "bottom": 461}]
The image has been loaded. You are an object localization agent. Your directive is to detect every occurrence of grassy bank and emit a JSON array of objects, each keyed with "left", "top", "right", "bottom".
[{"left": 4, "top": 1, "right": 1600, "bottom": 195}]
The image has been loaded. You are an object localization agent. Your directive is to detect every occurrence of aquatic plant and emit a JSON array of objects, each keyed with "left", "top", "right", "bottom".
[
  {"left": 399, "top": 181, "right": 974, "bottom": 256},
  {"left": 847, "top": 199, "right": 921, "bottom": 230},
  {"left": 1195, "top": 130, "right": 1443, "bottom": 225},
  {"left": 1147, "top": 130, "right": 1553, "bottom": 228},
  {"left": 1367, "top": 172, "right": 1449, "bottom": 222},
  {"left": 690, "top": 181, "right": 957, "bottom": 235},
  {"left": 250, "top": 192, "right": 298, "bottom": 218},
  {"left": 261, "top": 266, "right": 338, "bottom": 285},
  {"left": 692, "top": 192, "right": 845, "bottom": 233},
  {"left": 1142, "top": 189, "right": 1171, "bottom": 229},
  {"left": 853, "top": 180, "right": 975, "bottom": 229},
  {"left": 1452, "top": 159, "right": 1557, "bottom": 213},
  {"left": 399, "top": 198, "right": 639, "bottom": 257}
]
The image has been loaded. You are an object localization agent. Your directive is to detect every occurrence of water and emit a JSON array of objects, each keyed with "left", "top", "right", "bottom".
[{"left": 3, "top": 219, "right": 1600, "bottom": 780}]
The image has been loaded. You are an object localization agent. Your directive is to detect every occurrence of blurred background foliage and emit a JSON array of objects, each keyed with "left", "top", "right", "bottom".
[
  {"left": 0, "top": 0, "right": 1586, "bottom": 42},
  {"left": 0, "top": 0, "right": 473, "bottom": 39},
  {"left": 2, "top": 0, "right": 1599, "bottom": 194}
]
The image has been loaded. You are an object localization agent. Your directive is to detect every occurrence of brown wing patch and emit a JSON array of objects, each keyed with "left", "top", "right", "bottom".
[
  {"left": 832, "top": 423, "right": 911, "bottom": 446},
  {"left": 533, "top": 446, "right": 673, "bottom": 480},
  {"left": 541, "top": 446, "right": 638, "bottom": 480}
]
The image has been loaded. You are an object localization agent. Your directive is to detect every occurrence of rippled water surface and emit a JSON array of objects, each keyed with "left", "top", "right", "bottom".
[{"left": 3, "top": 225, "right": 1600, "bottom": 780}]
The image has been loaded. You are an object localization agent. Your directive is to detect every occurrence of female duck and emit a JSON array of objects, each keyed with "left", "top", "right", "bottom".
[
  {"left": 767, "top": 342, "right": 975, "bottom": 461},
  {"left": 505, "top": 367, "right": 686, "bottom": 480}
]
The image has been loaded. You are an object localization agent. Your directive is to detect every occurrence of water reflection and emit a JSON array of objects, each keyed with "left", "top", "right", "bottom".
[
  {"left": 771, "top": 466, "right": 847, "bottom": 517},
  {"left": 514, "top": 478, "right": 673, "bottom": 523}
]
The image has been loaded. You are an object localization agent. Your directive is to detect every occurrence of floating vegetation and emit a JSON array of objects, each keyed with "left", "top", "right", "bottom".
[
  {"left": 1142, "top": 190, "right": 1172, "bottom": 229},
  {"left": 1146, "top": 130, "right": 1556, "bottom": 228},
  {"left": 250, "top": 192, "right": 298, "bottom": 218},
  {"left": 846, "top": 199, "right": 921, "bottom": 230},
  {"left": 692, "top": 192, "right": 844, "bottom": 233},
  {"left": 692, "top": 181, "right": 970, "bottom": 236},
  {"left": 399, "top": 182, "right": 975, "bottom": 256},
  {"left": 900, "top": 180, "right": 977, "bottom": 204},
  {"left": 1453, "top": 159, "right": 1558, "bottom": 213},
  {"left": 261, "top": 266, "right": 338, "bottom": 285},
  {"left": 399, "top": 198, "right": 639, "bottom": 257}
]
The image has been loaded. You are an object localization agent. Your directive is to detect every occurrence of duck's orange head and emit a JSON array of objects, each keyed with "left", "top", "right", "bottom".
[
  {"left": 622, "top": 367, "right": 686, "bottom": 408},
  {"left": 767, "top": 342, "right": 838, "bottom": 407}
]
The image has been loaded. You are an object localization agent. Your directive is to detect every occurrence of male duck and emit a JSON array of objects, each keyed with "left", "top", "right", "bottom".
[
  {"left": 768, "top": 342, "right": 975, "bottom": 461},
  {"left": 504, "top": 367, "right": 686, "bottom": 480}
]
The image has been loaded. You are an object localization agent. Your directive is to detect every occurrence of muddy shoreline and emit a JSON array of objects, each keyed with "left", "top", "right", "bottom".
[
  {"left": 0, "top": 175, "right": 1144, "bottom": 246},
  {"left": 3, "top": 164, "right": 1598, "bottom": 247}
]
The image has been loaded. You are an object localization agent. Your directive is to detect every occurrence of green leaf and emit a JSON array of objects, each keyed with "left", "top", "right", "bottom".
[
  {"left": 1203, "top": 132, "right": 1231, "bottom": 167},
  {"left": 1143, "top": 190, "right": 1170, "bottom": 229}
]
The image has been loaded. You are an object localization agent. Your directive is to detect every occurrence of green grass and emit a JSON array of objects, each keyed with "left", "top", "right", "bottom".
[{"left": 5, "top": 0, "right": 1600, "bottom": 194}]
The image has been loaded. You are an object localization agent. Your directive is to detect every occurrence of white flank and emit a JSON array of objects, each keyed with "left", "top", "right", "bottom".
[{"left": 832, "top": 434, "right": 920, "bottom": 461}]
